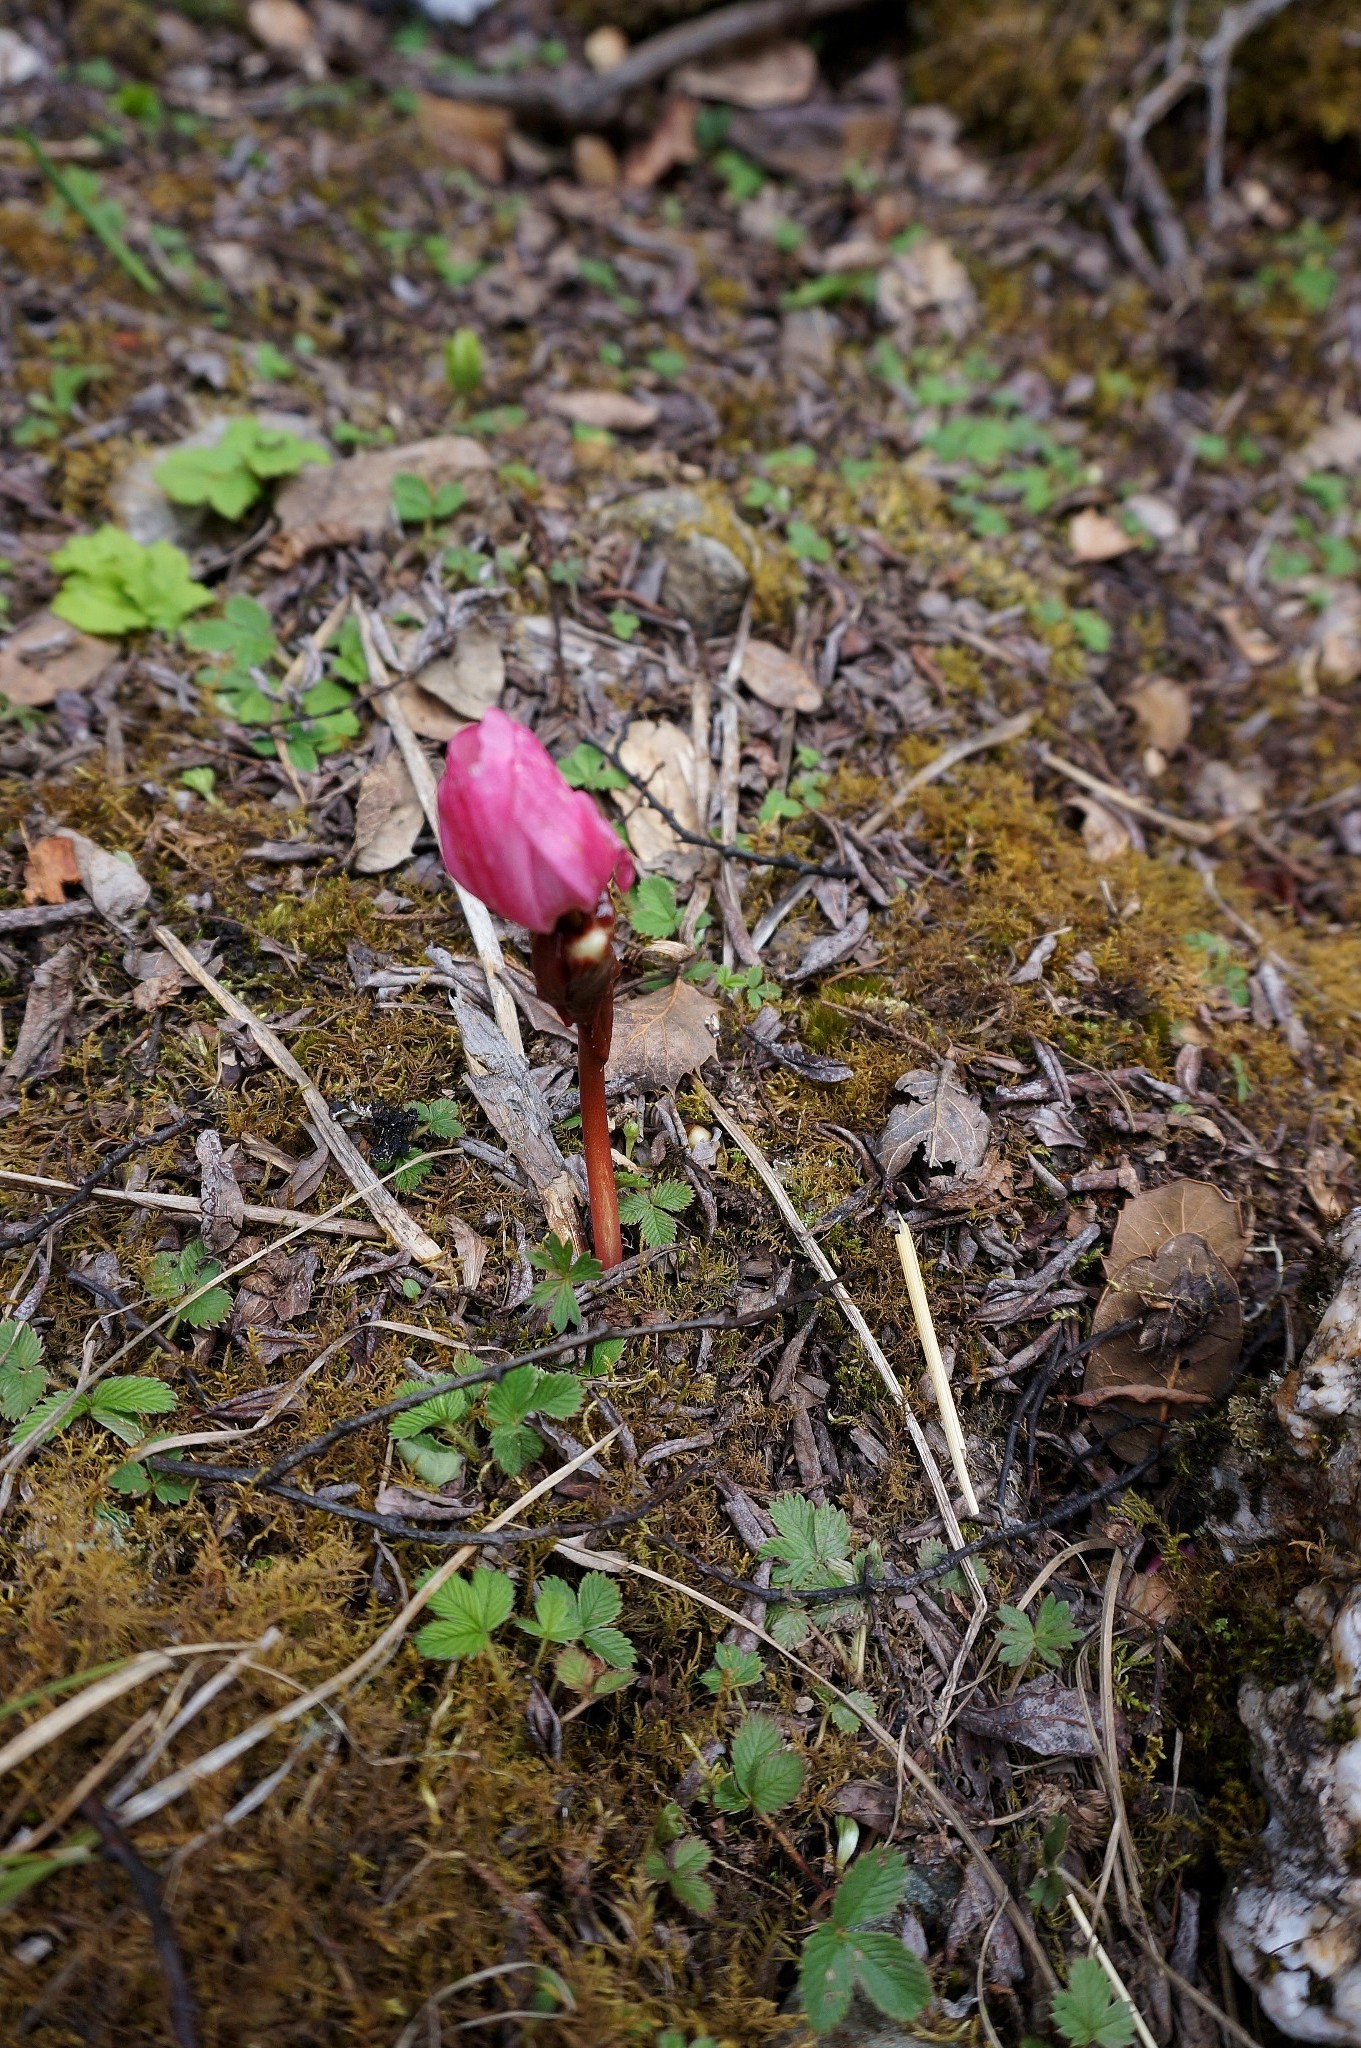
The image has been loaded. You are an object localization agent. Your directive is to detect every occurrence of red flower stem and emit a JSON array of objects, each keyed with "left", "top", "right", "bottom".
[{"left": 577, "top": 1026, "right": 622, "bottom": 1271}]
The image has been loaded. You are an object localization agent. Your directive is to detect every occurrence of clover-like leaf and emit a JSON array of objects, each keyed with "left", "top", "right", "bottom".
[{"left": 414, "top": 1567, "right": 514, "bottom": 1661}]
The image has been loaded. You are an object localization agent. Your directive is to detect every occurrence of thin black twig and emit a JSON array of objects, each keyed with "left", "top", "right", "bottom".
[
  {"left": 80, "top": 1798, "right": 198, "bottom": 2048},
  {"left": 0, "top": 1106, "right": 206, "bottom": 1250},
  {"left": 142, "top": 1460, "right": 701, "bottom": 1549},
  {"left": 586, "top": 731, "right": 858, "bottom": 881}
]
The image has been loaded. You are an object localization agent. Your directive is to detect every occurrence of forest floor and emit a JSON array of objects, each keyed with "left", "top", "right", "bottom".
[{"left": 1, "top": 6, "right": 1360, "bottom": 2046}]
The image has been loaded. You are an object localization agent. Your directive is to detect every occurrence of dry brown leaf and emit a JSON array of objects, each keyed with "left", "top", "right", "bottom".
[
  {"left": 0, "top": 611, "right": 113, "bottom": 709},
  {"left": 1290, "top": 412, "right": 1361, "bottom": 477},
  {"left": 1070, "top": 508, "right": 1136, "bottom": 562},
  {"left": 400, "top": 623, "right": 504, "bottom": 740},
  {"left": 1194, "top": 759, "right": 1269, "bottom": 820},
  {"left": 673, "top": 39, "right": 817, "bottom": 109},
  {"left": 1070, "top": 796, "right": 1134, "bottom": 863},
  {"left": 1218, "top": 605, "right": 1280, "bottom": 668},
  {"left": 270, "top": 435, "right": 493, "bottom": 564},
  {"left": 246, "top": 0, "right": 322, "bottom": 70},
  {"left": 879, "top": 1062, "right": 990, "bottom": 1178},
  {"left": 613, "top": 718, "right": 702, "bottom": 881},
  {"left": 196, "top": 1129, "right": 245, "bottom": 1255},
  {"left": 584, "top": 24, "right": 627, "bottom": 71},
  {"left": 741, "top": 638, "right": 823, "bottom": 713},
  {"left": 1107, "top": 1179, "right": 1247, "bottom": 1279},
  {"left": 23, "top": 835, "right": 82, "bottom": 906},
  {"left": 729, "top": 102, "right": 897, "bottom": 183},
  {"left": 352, "top": 752, "right": 423, "bottom": 875},
  {"left": 64, "top": 831, "right": 150, "bottom": 926},
  {"left": 572, "top": 135, "right": 620, "bottom": 190},
  {"left": 623, "top": 95, "right": 699, "bottom": 188},
  {"left": 0, "top": 944, "right": 81, "bottom": 1090},
  {"left": 415, "top": 96, "right": 509, "bottom": 182},
  {"left": 545, "top": 389, "right": 659, "bottom": 432},
  {"left": 1126, "top": 675, "right": 1193, "bottom": 753},
  {"left": 1305, "top": 1144, "right": 1353, "bottom": 1223},
  {"left": 1085, "top": 1232, "right": 1243, "bottom": 1461},
  {"left": 956, "top": 1675, "right": 1099, "bottom": 1758},
  {"left": 230, "top": 1243, "right": 319, "bottom": 1362},
  {"left": 607, "top": 979, "right": 719, "bottom": 1091}
]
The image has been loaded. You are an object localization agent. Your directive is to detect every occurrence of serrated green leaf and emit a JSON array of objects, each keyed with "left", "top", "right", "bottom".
[
  {"left": 575, "top": 1571, "right": 621, "bottom": 1633},
  {"left": 484, "top": 1364, "right": 540, "bottom": 1427},
  {"left": 627, "top": 873, "right": 680, "bottom": 938},
  {"left": 519, "top": 1576, "right": 579, "bottom": 1643},
  {"left": 530, "top": 1370, "right": 584, "bottom": 1420},
  {"left": 646, "top": 1835, "right": 715, "bottom": 1915},
  {"left": 582, "top": 1623, "right": 636, "bottom": 1671},
  {"left": 0, "top": 1362, "right": 46, "bottom": 1422},
  {"left": 590, "top": 1665, "right": 633, "bottom": 1696},
  {"left": 731, "top": 1713, "right": 804, "bottom": 1814},
  {"left": 179, "top": 1286, "right": 232, "bottom": 1330},
  {"left": 410, "top": 1098, "right": 464, "bottom": 1139},
  {"left": 830, "top": 1846, "right": 908, "bottom": 1931},
  {"left": 850, "top": 1930, "right": 931, "bottom": 2022},
  {"left": 488, "top": 1420, "right": 543, "bottom": 1476},
  {"left": 417, "top": 1566, "right": 514, "bottom": 1659},
  {"left": 700, "top": 1643, "right": 763, "bottom": 1693},
  {"left": 11, "top": 1390, "right": 86, "bottom": 1447},
  {"left": 760, "top": 1495, "right": 855, "bottom": 1590},
  {"left": 51, "top": 527, "right": 211, "bottom": 637},
  {"left": 0, "top": 1322, "right": 44, "bottom": 1375},
  {"left": 801, "top": 1926, "right": 857, "bottom": 2034},
  {"left": 1051, "top": 1957, "right": 1136, "bottom": 2048},
  {"left": 554, "top": 1644, "right": 596, "bottom": 1691},
  {"left": 392, "top": 472, "right": 434, "bottom": 523},
  {"left": 396, "top": 1435, "right": 465, "bottom": 1487},
  {"left": 710, "top": 1769, "right": 747, "bottom": 1814}
]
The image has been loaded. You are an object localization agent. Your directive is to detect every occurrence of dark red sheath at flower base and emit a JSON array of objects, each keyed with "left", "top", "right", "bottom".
[{"left": 435, "top": 707, "right": 633, "bottom": 1270}]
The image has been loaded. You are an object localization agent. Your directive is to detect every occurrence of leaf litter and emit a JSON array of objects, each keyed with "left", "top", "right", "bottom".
[{"left": 0, "top": 7, "right": 1359, "bottom": 2044}]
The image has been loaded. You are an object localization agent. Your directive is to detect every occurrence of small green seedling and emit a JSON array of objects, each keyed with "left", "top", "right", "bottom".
[
  {"left": 559, "top": 742, "right": 627, "bottom": 793},
  {"left": 390, "top": 1357, "right": 584, "bottom": 1484},
  {"left": 415, "top": 1566, "right": 515, "bottom": 1661},
  {"left": 799, "top": 1846, "right": 931, "bottom": 2036},
  {"left": 155, "top": 418, "right": 328, "bottom": 522},
  {"left": 520, "top": 1569, "right": 636, "bottom": 1710},
  {"left": 759, "top": 1493, "right": 860, "bottom": 1648},
  {"left": 51, "top": 528, "right": 210, "bottom": 637},
  {"left": 391, "top": 473, "right": 467, "bottom": 526},
  {"left": 1051, "top": 1956, "right": 1137, "bottom": 2048},
  {"left": 1027, "top": 1813, "right": 1071, "bottom": 1915},
  {"left": 617, "top": 1177, "right": 693, "bottom": 1249},
  {"left": 13, "top": 363, "right": 109, "bottom": 446},
  {"left": 444, "top": 327, "right": 485, "bottom": 397},
  {"left": 996, "top": 1595, "right": 1082, "bottom": 1672},
  {"left": 145, "top": 1239, "right": 234, "bottom": 1332},
  {"left": 527, "top": 1236, "right": 602, "bottom": 1332},
  {"left": 700, "top": 1643, "right": 764, "bottom": 1697},
  {"left": 627, "top": 874, "right": 682, "bottom": 939},
  {"left": 11, "top": 1375, "right": 176, "bottom": 1451},
  {"left": 645, "top": 1806, "right": 715, "bottom": 1916},
  {"left": 710, "top": 1713, "right": 805, "bottom": 1816}
]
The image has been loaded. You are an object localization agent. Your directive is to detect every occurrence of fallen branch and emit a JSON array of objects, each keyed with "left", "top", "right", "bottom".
[
  {"left": 80, "top": 1798, "right": 198, "bottom": 2048},
  {"left": 0, "top": 1107, "right": 206, "bottom": 1251},
  {"left": 412, "top": 0, "right": 875, "bottom": 129},
  {"left": 0, "top": 1168, "right": 384, "bottom": 1243}
]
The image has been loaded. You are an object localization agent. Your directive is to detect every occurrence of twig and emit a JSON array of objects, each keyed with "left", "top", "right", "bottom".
[
  {"left": 412, "top": 0, "right": 878, "bottom": 129},
  {"left": 152, "top": 926, "right": 444, "bottom": 1267},
  {"left": 19, "top": 130, "right": 161, "bottom": 296},
  {"left": 0, "top": 1107, "right": 205, "bottom": 1249},
  {"left": 857, "top": 712, "right": 1035, "bottom": 838},
  {"left": 0, "top": 1168, "right": 385, "bottom": 1242},
  {"left": 0, "top": 899, "right": 95, "bottom": 935},
  {"left": 353, "top": 602, "right": 525, "bottom": 1059},
  {"left": 893, "top": 1215, "right": 980, "bottom": 1517},
  {"left": 80, "top": 1799, "right": 198, "bottom": 2048},
  {"left": 1036, "top": 745, "right": 1223, "bottom": 846},
  {"left": 1201, "top": 0, "right": 1298, "bottom": 212}
]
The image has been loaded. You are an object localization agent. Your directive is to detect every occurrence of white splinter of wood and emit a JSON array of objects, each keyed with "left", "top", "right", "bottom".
[
  {"left": 354, "top": 602, "right": 525, "bottom": 1060},
  {"left": 894, "top": 1216, "right": 981, "bottom": 1518}
]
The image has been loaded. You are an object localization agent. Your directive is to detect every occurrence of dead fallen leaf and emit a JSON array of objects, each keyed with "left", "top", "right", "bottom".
[
  {"left": 1085, "top": 1229, "right": 1243, "bottom": 1461},
  {"left": 623, "top": 95, "right": 699, "bottom": 188},
  {"left": 545, "top": 389, "right": 659, "bottom": 432},
  {"left": 608, "top": 979, "right": 719, "bottom": 1091},
  {"left": 0, "top": 943, "right": 81, "bottom": 1090},
  {"left": 584, "top": 24, "right": 627, "bottom": 71},
  {"left": 63, "top": 832, "right": 150, "bottom": 926},
  {"left": 831, "top": 1778, "right": 897, "bottom": 1832},
  {"left": 1070, "top": 796, "right": 1134, "bottom": 864},
  {"left": 572, "top": 135, "right": 620, "bottom": 190},
  {"left": 741, "top": 638, "right": 823, "bottom": 713},
  {"left": 1127, "top": 675, "right": 1193, "bottom": 754},
  {"left": 1010, "top": 928, "right": 1070, "bottom": 984},
  {"left": 0, "top": 610, "right": 113, "bottom": 709},
  {"left": 1305, "top": 1144, "right": 1353, "bottom": 1223},
  {"left": 876, "top": 236, "right": 976, "bottom": 338},
  {"left": 230, "top": 1242, "right": 319, "bottom": 1362},
  {"left": 127, "top": 943, "right": 186, "bottom": 1012},
  {"left": 416, "top": 96, "right": 508, "bottom": 182},
  {"left": 352, "top": 752, "right": 423, "bottom": 875},
  {"left": 728, "top": 102, "right": 897, "bottom": 184},
  {"left": 880, "top": 1062, "right": 991, "bottom": 1178},
  {"left": 1218, "top": 606, "right": 1280, "bottom": 668},
  {"left": 1107, "top": 1179, "right": 1247, "bottom": 1280},
  {"left": 409, "top": 621, "right": 504, "bottom": 725},
  {"left": 956, "top": 1675, "right": 1099, "bottom": 1757},
  {"left": 789, "top": 907, "right": 871, "bottom": 982},
  {"left": 1031, "top": 1102, "right": 1086, "bottom": 1150},
  {"left": 246, "top": 0, "right": 323, "bottom": 74},
  {"left": 454, "top": 996, "right": 576, "bottom": 1210},
  {"left": 1070, "top": 508, "right": 1136, "bottom": 562},
  {"left": 196, "top": 1129, "right": 245, "bottom": 1255},
  {"left": 1194, "top": 759, "right": 1269, "bottom": 820},
  {"left": 23, "top": 835, "right": 82, "bottom": 906},
  {"left": 614, "top": 719, "right": 703, "bottom": 882},
  {"left": 1290, "top": 411, "right": 1361, "bottom": 477},
  {"left": 269, "top": 435, "right": 493, "bottom": 566},
  {"left": 673, "top": 39, "right": 817, "bottom": 109}
]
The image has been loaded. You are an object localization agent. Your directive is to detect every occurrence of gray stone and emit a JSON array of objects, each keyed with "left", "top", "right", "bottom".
[
  {"left": 111, "top": 409, "right": 320, "bottom": 546},
  {"left": 611, "top": 487, "right": 750, "bottom": 638}
]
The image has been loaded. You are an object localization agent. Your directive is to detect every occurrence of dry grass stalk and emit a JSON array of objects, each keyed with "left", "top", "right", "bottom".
[
  {"left": 0, "top": 1167, "right": 385, "bottom": 1241},
  {"left": 858, "top": 708, "right": 1035, "bottom": 836},
  {"left": 893, "top": 1215, "right": 981, "bottom": 1517},
  {"left": 353, "top": 601, "right": 525, "bottom": 1058},
  {"left": 153, "top": 926, "right": 444, "bottom": 1266}
]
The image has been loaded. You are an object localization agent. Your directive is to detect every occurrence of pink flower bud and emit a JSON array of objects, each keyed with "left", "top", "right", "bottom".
[{"left": 436, "top": 707, "right": 635, "bottom": 933}]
